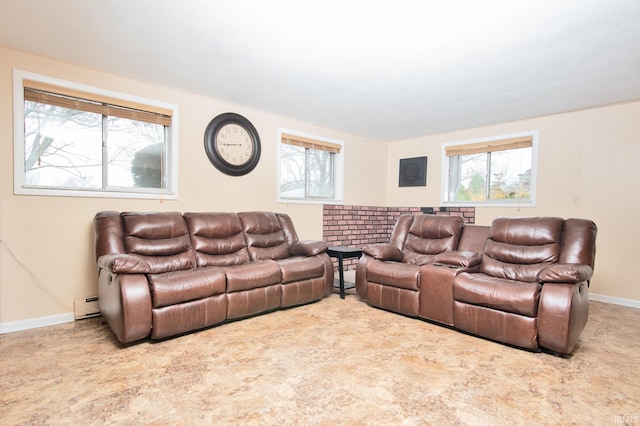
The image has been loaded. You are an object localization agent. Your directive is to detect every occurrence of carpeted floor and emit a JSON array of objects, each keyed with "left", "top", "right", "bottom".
[{"left": 1, "top": 290, "right": 639, "bottom": 425}]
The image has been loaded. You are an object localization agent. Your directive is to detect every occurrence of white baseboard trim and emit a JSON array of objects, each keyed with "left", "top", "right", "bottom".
[
  {"left": 590, "top": 293, "right": 640, "bottom": 309},
  {"left": 0, "top": 312, "right": 75, "bottom": 334}
]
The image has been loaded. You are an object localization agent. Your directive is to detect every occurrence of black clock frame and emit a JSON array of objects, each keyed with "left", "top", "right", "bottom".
[{"left": 204, "top": 112, "right": 261, "bottom": 176}]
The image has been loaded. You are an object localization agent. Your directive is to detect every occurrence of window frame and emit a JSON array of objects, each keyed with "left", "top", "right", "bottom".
[
  {"left": 277, "top": 128, "right": 344, "bottom": 204},
  {"left": 441, "top": 131, "right": 538, "bottom": 207},
  {"left": 13, "top": 69, "right": 179, "bottom": 199}
]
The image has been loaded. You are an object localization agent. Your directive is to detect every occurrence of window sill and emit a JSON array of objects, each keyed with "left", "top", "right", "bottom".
[
  {"left": 15, "top": 186, "right": 178, "bottom": 200},
  {"left": 442, "top": 200, "right": 536, "bottom": 208},
  {"left": 277, "top": 197, "right": 343, "bottom": 205}
]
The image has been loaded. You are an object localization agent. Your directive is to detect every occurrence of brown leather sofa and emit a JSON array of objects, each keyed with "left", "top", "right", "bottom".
[
  {"left": 356, "top": 214, "right": 597, "bottom": 355},
  {"left": 94, "top": 211, "right": 334, "bottom": 343}
]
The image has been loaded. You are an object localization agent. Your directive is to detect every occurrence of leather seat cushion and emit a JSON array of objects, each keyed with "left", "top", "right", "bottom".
[
  {"left": 223, "top": 260, "right": 282, "bottom": 292},
  {"left": 277, "top": 256, "right": 325, "bottom": 283},
  {"left": 453, "top": 272, "right": 541, "bottom": 317},
  {"left": 148, "top": 266, "right": 226, "bottom": 308},
  {"left": 367, "top": 260, "right": 420, "bottom": 291}
]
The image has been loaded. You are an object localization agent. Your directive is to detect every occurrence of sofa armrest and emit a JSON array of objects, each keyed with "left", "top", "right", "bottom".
[
  {"left": 97, "top": 254, "right": 152, "bottom": 274},
  {"left": 98, "top": 270, "right": 152, "bottom": 343},
  {"left": 538, "top": 263, "right": 593, "bottom": 284},
  {"left": 433, "top": 250, "right": 482, "bottom": 268},
  {"left": 289, "top": 240, "right": 328, "bottom": 256},
  {"left": 538, "top": 281, "right": 589, "bottom": 354},
  {"left": 363, "top": 243, "right": 403, "bottom": 261}
]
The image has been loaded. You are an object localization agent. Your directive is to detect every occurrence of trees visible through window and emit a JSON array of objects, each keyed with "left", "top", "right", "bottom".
[
  {"left": 278, "top": 131, "right": 343, "bottom": 202},
  {"left": 14, "top": 72, "right": 177, "bottom": 199},
  {"left": 444, "top": 134, "right": 536, "bottom": 205}
]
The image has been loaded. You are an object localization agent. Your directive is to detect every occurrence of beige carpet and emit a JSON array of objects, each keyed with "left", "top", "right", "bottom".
[{"left": 1, "top": 291, "right": 639, "bottom": 425}]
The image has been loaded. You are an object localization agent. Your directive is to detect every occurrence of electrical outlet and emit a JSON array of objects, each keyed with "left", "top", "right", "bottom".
[{"left": 74, "top": 297, "right": 100, "bottom": 319}]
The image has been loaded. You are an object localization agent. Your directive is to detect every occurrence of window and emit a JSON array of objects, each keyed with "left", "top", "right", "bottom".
[
  {"left": 13, "top": 70, "right": 178, "bottom": 199},
  {"left": 442, "top": 132, "right": 537, "bottom": 206},
  {"left": 278, "top": 130, "right": 344, "bottom": 203}
]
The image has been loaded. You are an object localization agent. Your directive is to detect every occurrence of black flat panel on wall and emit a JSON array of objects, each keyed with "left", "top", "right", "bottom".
[{"left": 399, "top": 157, "right": 427, "bottom": 187}]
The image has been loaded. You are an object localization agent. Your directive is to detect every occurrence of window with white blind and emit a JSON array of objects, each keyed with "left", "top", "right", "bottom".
[
  {"left": 442, "top": 132, "right": 537, "bottom": 206},
  {"left": 278, "top": 129, "right": 344, "bottom": 203},
  {"left": 13, "top": 70, "right": 179, "bottom": 199}
]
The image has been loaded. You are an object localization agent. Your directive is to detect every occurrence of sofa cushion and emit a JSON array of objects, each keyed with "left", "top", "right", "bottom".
[
  {"left": 275, "top": 213, "right": 302, "bottom": 246},
  {"left": 239, "top": 212, "right": 290, "bottom": 260},
  {"left": 148, "top": 266, "right": 226, "bottom": 308},
  {"left": 277, "top": 256, "right": 325, "bottom": 284},
  {"left": 401, "top": 215, "right": 464, "bottom": 265},
  {"left": 223, "top": 260, "right": 282, "bottom": 292},
  {"left": 184, "top": 212, "right": 251, "bottom": 266},
  {"left": 559, "top": 218, "right": 597, "bottom": 267},
  {"left": 480, "top": 217, "right": 564, "bottom": 282},
  {"left": 454, "top": 272, "right": 541, "bottom": 317},
  {"left": 457, "top": 224, "right": 490, "bottom": 254},
  {"left": 121, "top": 212, "right": 196, "bottom": 273},
  {"left": 94, "top": 211, "right": 126, "bottom": 257},
  {"left": 367, "top": 260, "right": 421, "bottom": 291}
]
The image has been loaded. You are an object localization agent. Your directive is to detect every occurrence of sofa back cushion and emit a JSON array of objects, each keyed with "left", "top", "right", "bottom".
[
  {"left": 239, "top": 212, "right": 289, "bottom": 260},
  {"left": 400, "top": 214, "right": 464, "bottom": 264},
  {"left": 121, "top": 212, "right": 196, "bottom": 273},
  {"left": 275, "top": 213, "right": 301, "bottom": 246},
  {"left": 560, "top": 218, "right": 597, "bottom": 269},
  {"left": 387, "top": 215, "right": 413, "bottom": 249},
  {"left": 481, "top": 217, "right": 564, "bottom": 282},
  {"left": 94, "top": 211, "right": 126, "bottom": 259},
  {"left": 457, "top": 224, "right": 490, "bottom": 254},
  {"left": 184, "top": 212, "right": 251, "bottom": 267}
]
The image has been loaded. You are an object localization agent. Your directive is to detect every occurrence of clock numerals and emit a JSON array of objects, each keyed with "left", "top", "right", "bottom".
[{"left": 216, "top": 124, "right": 253, "bottom": 166}]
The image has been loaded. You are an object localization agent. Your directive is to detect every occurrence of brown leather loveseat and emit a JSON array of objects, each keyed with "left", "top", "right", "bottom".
[
  {"left": 94, "top": 211, "right": 334, "bottom": 343},
  {"left": 356, "top": 214, "right": 597, "bottom": 355}
]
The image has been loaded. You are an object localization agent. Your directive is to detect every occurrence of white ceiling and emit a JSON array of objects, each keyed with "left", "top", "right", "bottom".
[{"left": 1, "top": 1, "right": 640, "bottom": 141}]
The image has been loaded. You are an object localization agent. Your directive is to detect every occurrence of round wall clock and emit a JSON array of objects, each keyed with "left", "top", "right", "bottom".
[{"left": 204, "top": 112, "right": 261, "bottom": 176}]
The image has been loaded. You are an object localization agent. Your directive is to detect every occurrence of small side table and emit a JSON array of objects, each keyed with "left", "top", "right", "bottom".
[{"left": 327, "top": 246, "right": 363, "bottom": 299}]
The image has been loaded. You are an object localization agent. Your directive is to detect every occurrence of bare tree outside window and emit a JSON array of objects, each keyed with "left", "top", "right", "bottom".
[
  {"left": 280, "top": 144, "right": 335, "bottom": 200},
  {"left": 24, "top": 102, "right": 102, "bottom": 188},
  {"left": 280, "top": 144, "right": 306, "bottom": 197},
  {"left": 24, "top": 101, "right": 166, "bottom": 190},
  {"left": 107, "top": 116, "right": 165, "bottom": 189}
]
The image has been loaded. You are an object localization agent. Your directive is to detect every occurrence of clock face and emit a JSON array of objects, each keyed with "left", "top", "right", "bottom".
[
  {"left": 215, "top": 123, "right": 254, "bottom": 166},
  {"left": 204, "top": 113, "right": 261, "bottom": 176}
]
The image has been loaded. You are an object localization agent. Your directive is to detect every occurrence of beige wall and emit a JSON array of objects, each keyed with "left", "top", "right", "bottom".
[
  {"left": 387, "top": 101, "right": 640, "bottom": 302},
  {"left": 0, "top": 46, "right": 387, "bottom": 324}
]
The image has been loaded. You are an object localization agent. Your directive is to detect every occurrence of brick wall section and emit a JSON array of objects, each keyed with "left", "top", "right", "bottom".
[
  {"left": 421, "top": 206, "right": 476, "bottom": 223},
  {"left": 322, "top": 204, "right": 475, "bottom": 271}
]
